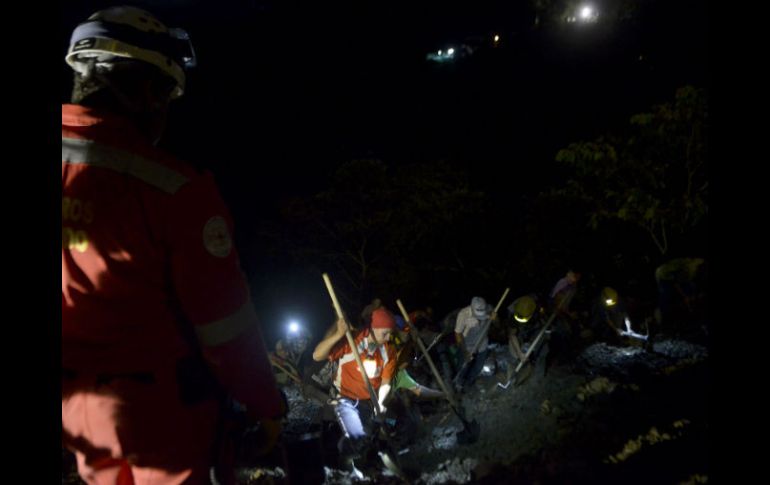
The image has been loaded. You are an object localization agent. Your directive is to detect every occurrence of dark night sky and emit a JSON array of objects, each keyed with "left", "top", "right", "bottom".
[{"left": 62, "top": 1, "right": 708, "bottom": 343}]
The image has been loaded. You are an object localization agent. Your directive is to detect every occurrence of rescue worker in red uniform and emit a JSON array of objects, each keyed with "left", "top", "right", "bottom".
[
  {"left": 312, "top": 307, "right": 397, "bottom": 472},
  {"left": 62, "top": 6, "right": 284, "bottom": 484}
]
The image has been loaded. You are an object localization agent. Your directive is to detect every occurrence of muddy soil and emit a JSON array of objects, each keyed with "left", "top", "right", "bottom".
[{"left": 63, "top": 336, "right": 709, "bottom": 485}]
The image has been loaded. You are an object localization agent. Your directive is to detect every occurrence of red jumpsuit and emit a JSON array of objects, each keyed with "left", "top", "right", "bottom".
[{"left": 62, "top": 104, "right": 282, "bottom": 484}]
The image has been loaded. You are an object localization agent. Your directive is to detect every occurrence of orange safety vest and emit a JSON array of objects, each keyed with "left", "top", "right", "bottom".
[{"left": 328, "top": 329, "right": 396, "bottom": 401}]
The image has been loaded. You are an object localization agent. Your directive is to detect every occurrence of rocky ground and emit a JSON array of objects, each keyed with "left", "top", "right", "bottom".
[
  {"left": 240, "top": 329, "right": 709, "bottom": 485},
  {"left": 63, "top": 332, "right": 709, "bottom": 484}
]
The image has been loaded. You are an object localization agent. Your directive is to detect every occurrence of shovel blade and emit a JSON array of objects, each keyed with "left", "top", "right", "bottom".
[
  {"left": 379, "top": 450, "right": 408, "bottom": 481},
  {"left": 496, "top": 380, "right": 511, "bottom": 390},
  {"left": 513, "top": 362, "right": 534, "bottom": 387},
  {"left": 456, "top": 418, "right": 481, "bottom": 444}
]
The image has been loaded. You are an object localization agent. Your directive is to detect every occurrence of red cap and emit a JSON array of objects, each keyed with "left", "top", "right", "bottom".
[{"left": 371, "top": 308, "right": 396, "bottom": 329}]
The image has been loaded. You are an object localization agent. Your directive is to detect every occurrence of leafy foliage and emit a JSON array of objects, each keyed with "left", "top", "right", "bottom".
[
  {"left": 553, "top": 86, "right": 708, "bottom": 256},
  {"left": 279, "top": 159, "right": 486, "bottom": 309}
]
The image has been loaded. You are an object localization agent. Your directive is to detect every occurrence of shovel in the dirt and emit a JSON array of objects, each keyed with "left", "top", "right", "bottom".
[
  {"left": 504, "top": 289, "right": 576, "bottom": 389},
  {"left": 452, "top": 288, "right": 511, "bottom": 390},
  {"left": 378, "top": 449, "right": 408, "bottom": 480},
  {"left": 372, "top": 426, "right": 409, "bottom": 481},
  {"left": 513, "top": 361, "right": 534, "bottom": 386},
  {"left": 454, "top": 406, "right": 481, "bottom": 444},
  {"left": 505, "top": 318, "right": 552, "bottom": 388},
  {"left": 495, "top": 361, "right": 532, "bottom": 389},
  {"left": 396, "top": 299, "right": 483, "bottom": 444},
  {"left": 322, "top": 274, "right": 409, "bottom": 481}
]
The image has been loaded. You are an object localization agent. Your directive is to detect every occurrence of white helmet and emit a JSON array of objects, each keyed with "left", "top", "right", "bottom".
[{"left": 66, "top": 6, "right": 196, "bottom": 99}]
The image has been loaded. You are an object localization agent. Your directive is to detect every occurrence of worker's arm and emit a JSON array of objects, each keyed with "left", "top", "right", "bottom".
[
  {"left": 455, "top": 332, "right": 471, "bottom": 362},
  {"left": 605, "top": 316, "right": 621, "bottom": 335},
  {"left": 377, "top": 380, "right": 392, "bottom": 413},
  {"left": 169, "top": 174, "right": 284, "bottom": 420},
  {"left": 312, "top": 318, "right": 347, "bottom": 361},
  {"left": 455, "top": 312, "right": 473, "bottom": 361},
  {"left": 508, "top": 329, "right": 526, "bottom": 361},
  {"left": 378, "top": 348, "right": 398, "bottom": 413}
]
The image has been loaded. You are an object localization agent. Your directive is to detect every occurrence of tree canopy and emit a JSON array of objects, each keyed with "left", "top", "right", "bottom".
[{"left": 553, "top": 85, "right": 707, "bottom": 258}]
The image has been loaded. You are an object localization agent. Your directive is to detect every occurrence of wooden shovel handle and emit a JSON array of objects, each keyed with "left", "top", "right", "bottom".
[{"left": 322, "top": 273, "right": 382, "bottom": 415}]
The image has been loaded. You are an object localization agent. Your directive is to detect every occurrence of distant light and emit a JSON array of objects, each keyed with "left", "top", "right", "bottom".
[
  {"left": 493, "top": 35, "right": 500, "bottom": 42},
  {"left": 575, "top": 4, "right": 599, "bottom": 23},
  {"left": 483, "top": 365, "right": 491, "bottom": 373},
  {"left": 447, "top": 48, "right": 455, "bottom": 56},
  {"left": 605, "top": 299, "right": 616, "bottom": 307},
  {"left": 438, "top": 50, "right": 442, "bottom": 55},
  {"left": 288, "top": 321, "right": 300, "bottom": 334}
]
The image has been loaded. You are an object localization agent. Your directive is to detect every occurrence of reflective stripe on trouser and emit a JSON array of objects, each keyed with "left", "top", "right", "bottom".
[{"left": 62, "top": 368, "right": 219, "bottom": 485}]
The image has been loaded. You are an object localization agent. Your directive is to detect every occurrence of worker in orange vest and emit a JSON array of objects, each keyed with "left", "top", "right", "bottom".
[{"left": 312, "top": 307, "right": 397, "bottom": 473}]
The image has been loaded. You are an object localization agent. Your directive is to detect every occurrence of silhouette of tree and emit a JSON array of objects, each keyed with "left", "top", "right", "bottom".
[
  {"left": 278, "top": 158, "right": 486, "bottom": 310},
  {"left": 553, "top": 85, "right": 707, "bottom": 257}
]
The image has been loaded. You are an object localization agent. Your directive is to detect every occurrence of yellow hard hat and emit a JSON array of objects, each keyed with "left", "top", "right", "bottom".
[
  {"left": 601, "top": 287, "right": 618, "bottom": 307},
  {"left": 512, "top": 296, "right": 537, "bottom": 323}
]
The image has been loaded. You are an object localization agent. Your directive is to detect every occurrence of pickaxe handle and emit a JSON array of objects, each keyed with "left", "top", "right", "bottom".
[
  {"left": 514, "top": 288, "right": 576, "bottom": 373},
  {"left": 453, "top": 288, "right": 510, "bottom": 383},
  {"left": 270, "top": 358, "right": 302, "bottom": 384},
  {"left": 396, "top": 300, "right": 458, "bottom": 408},
  {"left": 322, "top": 273, "right": 382, "bottom": 416}
]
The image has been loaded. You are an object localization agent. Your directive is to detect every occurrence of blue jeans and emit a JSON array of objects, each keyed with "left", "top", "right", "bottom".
[{"left": 334, "top": 397, "right": 375, "bottom": 458}]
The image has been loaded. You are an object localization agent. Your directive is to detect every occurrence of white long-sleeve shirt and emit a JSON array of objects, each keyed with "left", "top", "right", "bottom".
[{"left": 455, "top": 305, "right": 491, "bottom": 354}]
